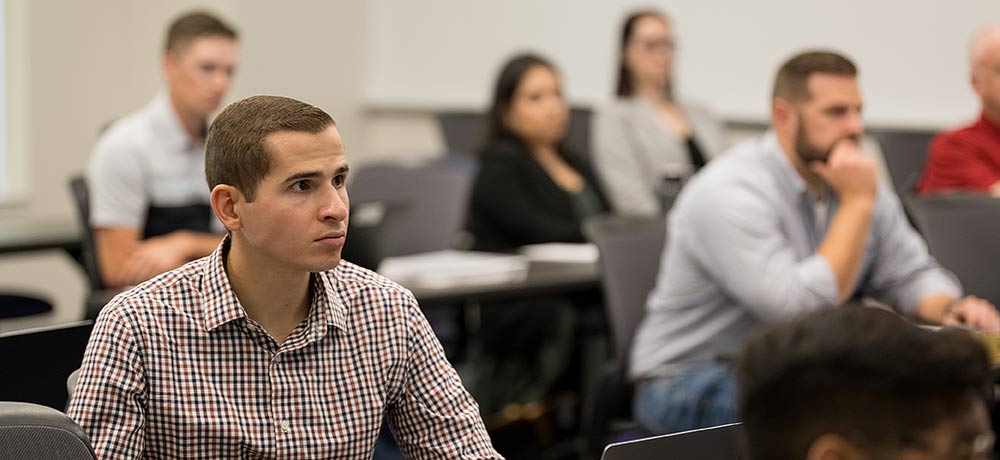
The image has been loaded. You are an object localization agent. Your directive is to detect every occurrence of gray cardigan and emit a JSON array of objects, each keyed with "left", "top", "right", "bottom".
[{"left": 591, "top": 97, "right": 728, "bottom": 216}]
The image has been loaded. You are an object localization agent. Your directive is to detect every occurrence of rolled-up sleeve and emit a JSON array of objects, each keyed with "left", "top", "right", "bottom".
[
  {"left": 680, "top": 184, "right": 839, "bottom": 322},
  {"left": 865, "top": 189, "right": 961, "bottom": 315}
]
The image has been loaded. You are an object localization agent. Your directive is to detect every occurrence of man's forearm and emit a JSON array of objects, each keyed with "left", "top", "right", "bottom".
[
  {"left": 817, "top": 197, "right": 875, "bottom": 303},
  {"left": 151, "top": 231, "right": 224, "bottom": 260},
  {"left": 914, "top": 293, "right": 956, "bottom": 324}
]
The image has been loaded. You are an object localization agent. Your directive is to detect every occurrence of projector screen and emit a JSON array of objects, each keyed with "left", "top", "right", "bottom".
[{"left": 368, "top": 0, "right": 998, "bottom": 128}]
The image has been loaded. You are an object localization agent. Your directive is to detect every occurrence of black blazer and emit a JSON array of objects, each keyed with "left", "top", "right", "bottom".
[{"left": 467, "top": 139, "right": 608, "bottom": 252}]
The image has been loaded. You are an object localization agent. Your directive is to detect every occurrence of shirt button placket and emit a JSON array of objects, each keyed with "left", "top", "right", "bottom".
[{"left": 270, "top": 351, "right": 291, "bottom": 448}]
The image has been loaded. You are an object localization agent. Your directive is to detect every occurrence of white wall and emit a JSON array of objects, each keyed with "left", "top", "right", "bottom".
[
  {"left": 0, "top": 0, "right": 372, "bottom": 330},
  {"left": 369, "top": 0, "right": 996, "bottom": 128},
  {"left": 1, "top": 0, "right": 990, "bottom": 329}
]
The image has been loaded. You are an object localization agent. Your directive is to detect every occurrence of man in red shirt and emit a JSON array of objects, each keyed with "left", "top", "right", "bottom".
[{"left": 919, "top": 26, "right": 1000, "bottom": 195}]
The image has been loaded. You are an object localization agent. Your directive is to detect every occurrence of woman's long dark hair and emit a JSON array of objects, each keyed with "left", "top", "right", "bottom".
[
  {"left": 479, "top": 53, "right": 571, "bottom": 157},
  {"left": 615, "top": 10, "right": 672, "bottom": 98}
]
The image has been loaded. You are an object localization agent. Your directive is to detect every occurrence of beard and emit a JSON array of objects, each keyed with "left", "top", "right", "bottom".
[{"left": 793, "top": 113, "right": 861, "bottom": 165}]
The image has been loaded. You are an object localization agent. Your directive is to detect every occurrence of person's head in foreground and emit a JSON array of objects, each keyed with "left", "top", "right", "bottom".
[
  {"left": 737, "top": 308, "right": 994, "bottom": 460},
  {"left": 206, "top": 95, "right": 349, "bottom": 276}
]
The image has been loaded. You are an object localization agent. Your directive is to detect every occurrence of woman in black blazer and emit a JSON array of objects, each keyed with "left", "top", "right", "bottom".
[
  {"left": 465, "top": 54, "right": 608, "bottom": 446},
  {"left": 468, "top": 54, "right": 608, "bottom": 252}
]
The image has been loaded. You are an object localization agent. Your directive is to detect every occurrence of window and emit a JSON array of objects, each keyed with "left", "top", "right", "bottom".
[{"left": 1, "top": 0, "right": 28, "bottom": 204}]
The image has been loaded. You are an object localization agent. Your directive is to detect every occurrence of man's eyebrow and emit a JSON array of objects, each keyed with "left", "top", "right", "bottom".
[
  {"left": 283, "top": 171, "right": 322, "bottom": 182},
  {"left": 283, "top": 165, "right": 350, "bottom": 183}
]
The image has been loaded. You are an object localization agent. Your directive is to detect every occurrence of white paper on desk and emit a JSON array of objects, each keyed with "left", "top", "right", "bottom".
[
  {"left": 518, "top": 242, "right": 599, "bottom": 264},
  {"left": 377, "top": 250, "right": 529, "bottom": 289}
]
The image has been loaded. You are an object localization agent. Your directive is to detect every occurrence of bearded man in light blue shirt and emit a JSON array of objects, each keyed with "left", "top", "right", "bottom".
[{"left": 629, "top": 50, "right": 1000, "bottom": 435}]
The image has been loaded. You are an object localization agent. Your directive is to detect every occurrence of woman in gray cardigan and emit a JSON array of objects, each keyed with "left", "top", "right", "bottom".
[{"left": 593, "top": 10, "right": 728, "bottom": 216}]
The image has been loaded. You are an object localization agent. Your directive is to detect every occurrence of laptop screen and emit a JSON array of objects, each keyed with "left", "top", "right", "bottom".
[{"left": 601, "top": 423, "right": 744, "bottom": 460}]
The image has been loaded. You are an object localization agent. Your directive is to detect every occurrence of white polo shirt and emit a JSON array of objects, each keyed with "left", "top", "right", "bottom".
[{"left": 87, "top": 92, "right": 223, "bottom": 237}]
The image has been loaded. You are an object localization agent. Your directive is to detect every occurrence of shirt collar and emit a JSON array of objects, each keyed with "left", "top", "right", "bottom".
[
  {"left": 148, "top": 91, "right": 205, "bottom": 151},
  {"left": 762, "top": 130, "right": 808, "bottom": 196},
  {"left": 312, "top": 267, "right": 349, "bottom": 336},
  {"left": 763, "top": 130, "right": 836, "bottom": 208},
  {"left": 201, "top": 236, "right": 245, "bottom": 331},
  {"left": 978, "top": 111, "right": 1000, "bottom": 138},
  {"left": 200, "top": 235, "right": 348, "bottom": 334}
]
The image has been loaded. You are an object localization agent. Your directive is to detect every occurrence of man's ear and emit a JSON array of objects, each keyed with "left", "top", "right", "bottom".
[
  {"left": 972, "top": 67, "right": 985, "bottom": 97},
  {"left": 772, "top": 97, "right": 793, "bottom": 127},
  {"left": 806, "top": 434, "right": 866, "bottom": 460},
  {"left": 772, "top": 97, "right": 800, "bottom": 137},
  {"left": 162, "top": 52, "right": 177, "bottom": 83},
  {"left": 211, "top": 184, "right": 243, "bottom": 232}
]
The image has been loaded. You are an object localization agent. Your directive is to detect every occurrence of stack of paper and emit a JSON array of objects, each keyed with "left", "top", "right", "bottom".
[
  {"left": 518, "top": 242, "right": 599, "bottom": 264},
  {"left": 378, "top": 250, "right": 529, "bottom": 289}
]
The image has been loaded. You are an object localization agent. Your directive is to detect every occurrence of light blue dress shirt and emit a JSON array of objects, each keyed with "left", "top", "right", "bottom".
[{"left": 630, "top": 131, "right": 961, "bottom": 380}]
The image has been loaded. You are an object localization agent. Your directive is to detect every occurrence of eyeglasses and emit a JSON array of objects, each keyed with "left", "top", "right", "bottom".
[
  {"left": 868, "top": 430, "right": 995, "bottom": 460},
  {"left": 630, "top": 38, "right": 676, "bottom": 54},
  {"left": 916, "top": 431, "right": 996, "bottom": 460},
  {"left": 956, "top": 431, "right": 995, "bottom": 460}
]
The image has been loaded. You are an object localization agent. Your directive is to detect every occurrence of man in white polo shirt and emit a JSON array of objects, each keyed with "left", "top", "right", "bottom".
[{"left": 88, "top": 11, "right": 238, "bottom": 287}]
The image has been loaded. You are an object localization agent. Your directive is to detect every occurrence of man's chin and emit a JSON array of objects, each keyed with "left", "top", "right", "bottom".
[
  {"left": 302, "top": 255, "right": 343, "bottom": 274},
  {"left": 797, "top": 149, "right": 829, "bottom": 165}
]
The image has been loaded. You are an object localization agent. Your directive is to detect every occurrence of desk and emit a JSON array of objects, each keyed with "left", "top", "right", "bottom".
[
  {"left": 0, "top": 217, "right": 80, "bottom": 256},
  {"left": 403, "top": 260, "right": 601, "bottom": 305},
  {"left": 82, "top": 262, "right": 602, "bottom": 317}
]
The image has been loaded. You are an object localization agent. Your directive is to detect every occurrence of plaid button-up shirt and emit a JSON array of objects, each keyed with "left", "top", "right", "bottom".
[{"left": 67, "top": 241, "right": 501, "bottom": 459}]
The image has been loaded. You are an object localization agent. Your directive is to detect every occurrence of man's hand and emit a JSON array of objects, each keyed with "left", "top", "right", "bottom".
[
  {"left": 810, "top": 140, "right": 878, "bottom": 204},
  {"left": 942, "top": 296, "right": 1000, "bottom": 332}
]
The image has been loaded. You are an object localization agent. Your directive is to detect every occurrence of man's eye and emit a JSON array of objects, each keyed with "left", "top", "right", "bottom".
[
  {"left": 291, "top": 181, "right": 310, "bottom": 191},
  {"left": 333, "top": 175, "right": 346, "bottom": 188}
]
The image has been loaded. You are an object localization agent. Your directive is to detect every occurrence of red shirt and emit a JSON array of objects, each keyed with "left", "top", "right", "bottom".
[{"left": 919, "top": 112, "right": 1000, "bottom": 194}]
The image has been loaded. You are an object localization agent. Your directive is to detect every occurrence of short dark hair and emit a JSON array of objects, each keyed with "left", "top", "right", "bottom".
[
  {"left": 772, "top": 50, "right": 857, "bottom": 103},
  {"left": 737, "top": 307, "right": 990, "bottom": 460},
  {"left": 205, "top": 95, "right": 335, "bottom": 201},
  {"left": 164, "top": 11, "right": 238, "bottom": 54},
  {"left": 615, "top": 10, "right": 670, "bottom": 98}
]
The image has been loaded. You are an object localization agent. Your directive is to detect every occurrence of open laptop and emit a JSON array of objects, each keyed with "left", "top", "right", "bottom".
[
  {"left": 0, "top": 320, "right": 94, "bottom": 410},
  {"left": 601, "top": 422, "right": 744, "bottom": 460}
]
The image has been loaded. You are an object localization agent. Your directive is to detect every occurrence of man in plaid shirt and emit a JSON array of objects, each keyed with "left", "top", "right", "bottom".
[{"left": 67, "top": 95, "right": 502, "bottom": 459}]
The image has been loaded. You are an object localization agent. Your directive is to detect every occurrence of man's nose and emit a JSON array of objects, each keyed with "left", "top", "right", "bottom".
[{"left": 320, "top": 187, "right": 349, "bottom": 222}]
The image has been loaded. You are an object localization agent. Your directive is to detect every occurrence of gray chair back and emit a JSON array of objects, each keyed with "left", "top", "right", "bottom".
[
  {"left": 872, "top": 129, "right": 936, "bottom": 198},
  {"left": 910, "top": 194, "right": 1000, "bottom": 305},
  {"left": 436, "top": 107, "right": 593, "bottom": 158},
  {"left": 68, "top": 176, "right": 104, "bottom": 290},
  {"left": 0, "top": 401, "right": 96, "bottom": 460},
  {"left": 584, "top": 215, "right": 666, "bottom": 365},
  {"left": 345, "top": 160, "right": 476, "bottom": 268}
]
